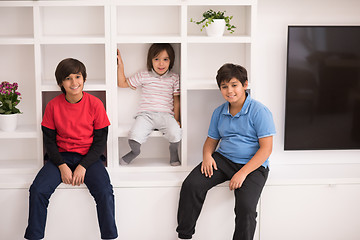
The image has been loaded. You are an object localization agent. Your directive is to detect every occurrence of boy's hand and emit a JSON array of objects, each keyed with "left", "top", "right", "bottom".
[
  {"left": 117, "top": 49, "right": 124, "bottom": 68},
  {"left": 201, "top": 155, "right": 218, "bottom": 178},
  {"left": 229, "top": 170, "right": 247, "bottom": 190},
  {"left": 117, "top": 49, "right": 130, "bottom": 88},
  {"left": 72, "top": 165, "right": 86, "bottom": 186},
  {"left": 58, "top": 163, "right": 73, "bottom": 185}
]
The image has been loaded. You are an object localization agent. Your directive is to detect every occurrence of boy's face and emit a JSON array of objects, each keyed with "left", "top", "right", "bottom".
[
  {"left": 61, "top": 72, "right": 84, "bottom": 97},
  {"left": 220, "top": 78, "right": 248, "bottom": 105},
  {"left": 152, "top": 50, "right": 170, "bottom": 76}
]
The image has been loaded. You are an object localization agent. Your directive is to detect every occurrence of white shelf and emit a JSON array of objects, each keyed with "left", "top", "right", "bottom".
[
  {"left": 39, "top": 36, "right": 106, "bottom": 44},
  {"left": 186, "top": 0, "right": 255, "bottom": 5},
  {"left": 1, "top": 166, "right": 359, "bottom": 189},
  {"left": 115, "top": 35, "right": 181, "bottom": 43},
  {"left": 187, "top": 36, "right": 252, "bottom": 43},
  {"left": 0, "top": 5, "right": 33, "bottom": 38},
  {"left": 113, "top": 0, "right": 181, "bottom": 6},
  {"left": 0, "top": 125, "right": 38, "bottom": 139},
  {"left": 0, "top": 159, "right": 39, "bottom": 170},
  {"left": 118, "top": 157, "right": 181, "bottom": 168},
  {"left": 39, "top": 5, "right": 105, "bottom": 37},
  {"left": 0, "top": 37, "right": 34, "bottom": 45},
  {"left": 0, "top": 0, "right": 257, "bottom": 175}
]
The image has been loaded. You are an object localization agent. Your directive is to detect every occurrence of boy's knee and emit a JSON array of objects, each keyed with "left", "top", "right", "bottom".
[
  {"left": 234, "top": 195, "right": 257, "bottom": 216},
  {"left": 29, "top": 184, "right": 51, "bottom": 203},
  {"left": 91, "top": 184, "right": 114, "bottom": 200},
  {"left": 29, "top": 184, "right": 39, "bottom": 196},
  {"left": 181, "top": 176, "right": 201, "bottom": 194},
  {"left": 167, "top": 128, "right": 182, "bottom": 143}
]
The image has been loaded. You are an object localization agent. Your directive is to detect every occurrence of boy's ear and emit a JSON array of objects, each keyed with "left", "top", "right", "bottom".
[{"left": 243, "top": 80, "right": 249, "bottom": 89}]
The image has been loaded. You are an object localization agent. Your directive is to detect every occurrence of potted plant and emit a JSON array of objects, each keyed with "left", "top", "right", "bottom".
[
  {"left": 0, "top": 81, "right": 22, "bottom": 131},
  {"left": 190, "top": 9, "right": 236, "bottom": 37}
]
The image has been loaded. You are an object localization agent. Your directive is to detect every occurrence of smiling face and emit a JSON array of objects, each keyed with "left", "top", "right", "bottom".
[
  {"left": 220, "top": 77, "right": 248, "bottom": 106},
  {"left": 61, "top": 72, "right": 85, "bottom": 102},
  {"left": 152, "top": 50, "right": 170, "bottom": 76}
]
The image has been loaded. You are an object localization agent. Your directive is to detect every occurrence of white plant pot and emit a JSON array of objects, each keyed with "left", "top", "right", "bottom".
[
  {"left": 205, "top": 19, "right": 226, "bottom": 37},
  {"left": 0, "top": 114, "right": 18, "bottom": 132}
]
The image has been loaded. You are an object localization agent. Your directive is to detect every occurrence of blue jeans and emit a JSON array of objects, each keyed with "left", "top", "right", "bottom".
[{"left": 24, "top": 152, "right": 118, "bottom": 240}]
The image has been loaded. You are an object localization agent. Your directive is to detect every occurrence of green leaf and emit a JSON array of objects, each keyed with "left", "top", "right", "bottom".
[{"left": 191, "top": 9, "right": 236, "bottom": 33}]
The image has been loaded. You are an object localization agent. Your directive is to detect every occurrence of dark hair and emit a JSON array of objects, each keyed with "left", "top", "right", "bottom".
[
  {"left": 216, "top": 63, "right": 248, "bottom": 88},
  {"left": 55, "top": 58, "right": 87, "bottom": 94},
  {"left": 146, "top": 43, "right": 175, "bottom": 71}
]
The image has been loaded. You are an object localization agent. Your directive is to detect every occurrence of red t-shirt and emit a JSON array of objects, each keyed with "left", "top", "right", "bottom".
[{"left": 41, "top": 92, "right": 110, "bottom": 155}]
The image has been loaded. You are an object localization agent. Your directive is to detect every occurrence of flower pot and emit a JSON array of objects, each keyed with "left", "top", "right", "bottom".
[
  {"left": 205, "top": 19, "right": 226, "bottom": 37},
  {"left": 0, "top": 114, "right": 18, "bottom": 132}
]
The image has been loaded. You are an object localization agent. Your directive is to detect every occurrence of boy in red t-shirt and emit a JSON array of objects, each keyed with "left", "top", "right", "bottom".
[{"left": 24, "top": 58, "right": 118, "bottom": 240}]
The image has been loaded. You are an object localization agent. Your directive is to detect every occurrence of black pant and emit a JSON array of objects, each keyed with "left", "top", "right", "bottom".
[{"left": 177, "top": 152, "right": 269, "bottom": 240}]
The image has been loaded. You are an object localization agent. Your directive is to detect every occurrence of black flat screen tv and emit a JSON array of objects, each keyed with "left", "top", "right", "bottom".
[{"left": 284, "top": 26, "right": 360, "bottom": 150}]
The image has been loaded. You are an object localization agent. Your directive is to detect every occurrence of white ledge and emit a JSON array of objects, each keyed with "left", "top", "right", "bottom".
[{"left": 1, "top": 164, "right": 360, "bottom": 189}]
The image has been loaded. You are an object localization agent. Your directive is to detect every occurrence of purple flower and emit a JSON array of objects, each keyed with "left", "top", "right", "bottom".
[{"left": 0, "top": 81, "right": 22, "bottom": 114}]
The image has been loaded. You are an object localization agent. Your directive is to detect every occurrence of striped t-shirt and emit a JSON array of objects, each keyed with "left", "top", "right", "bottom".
[{"left": 127, "top": 70, "right": 180, "bottom": 115}]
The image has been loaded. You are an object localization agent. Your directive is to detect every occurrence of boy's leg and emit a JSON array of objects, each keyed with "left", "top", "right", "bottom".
[
  {"left": 121, "top": 139, "right": 140, "bottom": 164},
  {"left": 85, "top": 159, "right": 118, "bottom": 240},
  {"left": 176, "top": 153, "right": 230, "bottom": 239},
  {"left": 232, "top": 166, "right": 269, "bottom": 240},
  {"left": 24, "top": 161, "right": 62, "bottom": 240},
  {"left": 121, "top": 113, "right": 154, "bottom": 164},
  {"left": 157, "top": 113, "right": 182, "bottom": 165},
  {"left": 169, "top": 141, "right": 180, "bottom": 166}
]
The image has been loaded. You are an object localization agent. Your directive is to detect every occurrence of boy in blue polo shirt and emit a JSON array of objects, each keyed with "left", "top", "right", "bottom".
[{"left": 176, "top": 63, "right": 276, "bottom": 240}]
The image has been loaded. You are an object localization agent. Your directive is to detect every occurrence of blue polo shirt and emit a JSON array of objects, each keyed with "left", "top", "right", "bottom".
[{"left": 208, "top": 94, "right": 276, "bottom": 168}]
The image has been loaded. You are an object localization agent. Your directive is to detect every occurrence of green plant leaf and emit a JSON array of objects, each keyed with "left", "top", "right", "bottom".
[{"left": 190, "top": 9, "right": 235, "bottom": 33}]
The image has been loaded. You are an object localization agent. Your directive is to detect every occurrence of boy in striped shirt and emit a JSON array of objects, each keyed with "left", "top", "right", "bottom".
[{"left": 117, "top": 43, "right": 181, "bottom": 166}]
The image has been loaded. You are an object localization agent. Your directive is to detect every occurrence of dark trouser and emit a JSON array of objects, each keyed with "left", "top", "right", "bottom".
[
  {"left": 177, "top": 152, "right": 269, "bottom": 240},
  {"left": 24, "top": 152, "right": 118, "bottom": 240}
]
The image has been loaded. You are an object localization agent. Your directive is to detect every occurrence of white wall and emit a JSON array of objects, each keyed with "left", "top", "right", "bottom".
[
  {"left": 1, "top": 1, "right": 360, "bottom": 240},
  {"left": 255, "top": 2, "right": 360, "bottom": 239},
  {"left": 255, "top": 0, "right": 360, "bottom": 168}
]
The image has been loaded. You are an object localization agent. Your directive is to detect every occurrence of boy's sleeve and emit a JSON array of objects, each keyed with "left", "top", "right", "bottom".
[
  {"left": 42, "top": 126, "right": 64, "bottom": 166},
  {"left": 253, "top": 106, "right": 276, "bottom": 139},
  {"left": 80, "top": 127, "right": 108, "bottom": 169},
  {"left": 94, "top": 98, "right": 111, "bottom": 130},
  {"left": 127, "top": 72, "right": 142, "bottom": 90},
  {"left": 41, "top": 101, "right": 55, "bottom": 130},
  {"left": 207, "top": 107, "right": 221, "bottom": 140}
]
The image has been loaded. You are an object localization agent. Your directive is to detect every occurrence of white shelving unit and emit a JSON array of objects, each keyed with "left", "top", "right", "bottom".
[
  {"left": 2, "top": 2, "right": 360, "bottom": 240},
  {"left": 0, "top": 0, "right": 257, "bottom": 175}
]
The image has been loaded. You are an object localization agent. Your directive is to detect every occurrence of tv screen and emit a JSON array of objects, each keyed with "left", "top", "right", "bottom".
[{"left": 284, "top": 26, "right": 360, "bottom": 150}]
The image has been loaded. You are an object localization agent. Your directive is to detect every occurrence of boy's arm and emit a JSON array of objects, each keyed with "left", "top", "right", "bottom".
[
  {"left": 42, "top": 126, "right": 64, "bottom": 166},
  {"left": 79, "top": 126, "right": 108, "bottom": 169},
  {"left": 201, "top": 137, "right": 219, "bottom": 178},
  {"left": 117, "top": 49, "right": 129, "bottom": 88},
  {"left": 229, "top": 136, "right": 273, "bottom": 190},
  {"left": 42, "top": 126, "right": 73, "bottom": 184},
  {"left": 174, "top": 94, "right": 180, "bottom": 126},
  {"left": 72, "top": 126, "right": 108, "bottom": 186}
]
